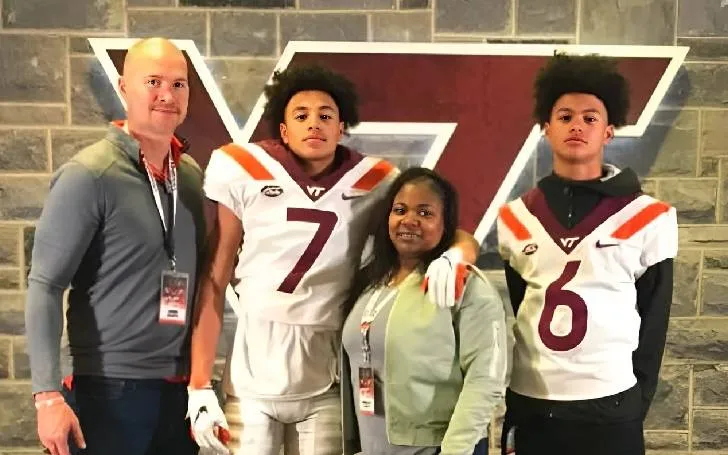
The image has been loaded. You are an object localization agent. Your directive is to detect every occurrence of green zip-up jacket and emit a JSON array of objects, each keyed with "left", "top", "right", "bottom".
[{"left": 342, "top": 269, "right": 514, "bottom": 455}]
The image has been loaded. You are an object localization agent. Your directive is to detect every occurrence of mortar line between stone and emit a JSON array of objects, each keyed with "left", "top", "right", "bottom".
[
  {"left": 8, "top": 337, "right": 14, "bottom": 380},
  {"left": 695, "top": 109, "right": 702, "bottom": 177},
  {"left": 122, "top": 0, "right": 129, "bottom": 35},
  {"left": 366, "top": 13, "right": 373, "bottom": 41},
  {"left": 688, "top": 365, "right": 694, "bottom": 451},
  {"left": 276, "top": 13, "right": 282, "bottom": 56},
  {"left": 206, "top": 11, "right": 211, "bottom": 57},
  {"left": 673, "top": 0, "right": 679, "bottom": 46},
  {"left": 574, "top": 0, "right": 582, "bottom": 44},
  {"left": 430, "top": 0, "right": 436, "bottom": 40},
  {"left": 46, "top": 128, "right": 53, "bottom": 179},
  {"left": 66, "top": 37, "right": 72, "bottom": 126},
  {"left": 16, "top": 225, "right": 24, "bottom": 298},
  {"left": 696, "top": 250, "right": 704, "bottom": 317},
  {"left": 511, "top": 0, "right": 517, "bottom": 35},
  {"left": 717, "top": 150, "right": 723, "bottom": 224}
]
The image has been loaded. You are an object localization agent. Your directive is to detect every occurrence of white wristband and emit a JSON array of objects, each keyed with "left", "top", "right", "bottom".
[{"left": 34, "top": 396, "right": 65, "bottom": 410}]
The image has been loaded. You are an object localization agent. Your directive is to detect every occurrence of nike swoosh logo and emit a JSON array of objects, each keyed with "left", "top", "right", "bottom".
[
  {"left": 342, "top": 193, "right": 365, "bottom": 200},
  {"left": 596, "top": 240, "right": 619, "bottom": 248}
]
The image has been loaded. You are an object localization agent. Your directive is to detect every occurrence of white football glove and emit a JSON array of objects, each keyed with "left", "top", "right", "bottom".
[
  {"left": 424, "top": 247, "right": 468, "bottom": 309},
  {"left": 188, "top": 388, "right": 230, "bottom": 455}
]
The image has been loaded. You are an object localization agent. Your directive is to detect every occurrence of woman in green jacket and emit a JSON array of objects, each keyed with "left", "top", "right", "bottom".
[{"left": 342, "top": 167, "right": 512, "bottom": 455}]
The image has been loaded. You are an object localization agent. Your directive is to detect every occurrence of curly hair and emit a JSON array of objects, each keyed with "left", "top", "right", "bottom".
[
  {"left": 262, "top": 64, "right": 360, "bottom": 139},
  {"left": 347, "top": 167, "right": 459, "bottom": 305},
  {"left": 533, "top": 53, "right": 630, "bottom": 127}
]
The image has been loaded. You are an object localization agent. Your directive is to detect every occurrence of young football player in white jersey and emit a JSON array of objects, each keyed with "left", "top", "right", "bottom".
[
  {"left": 497, "top": 54, "right": 677, "bottom": 455},
  {"left": 186, "top": 65, "right": 478, "bottom": 455}
]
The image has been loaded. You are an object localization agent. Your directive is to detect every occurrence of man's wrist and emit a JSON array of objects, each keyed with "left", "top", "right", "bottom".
[{"left": 33, "top": 390, "right": 62, "bottom": 402}]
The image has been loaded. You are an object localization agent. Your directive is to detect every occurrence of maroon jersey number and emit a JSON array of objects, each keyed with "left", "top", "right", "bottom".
[
  {"left": 277, "top": 208, "right": 338, "bottom": 294},
  {"left": 538, "top": 260, "right": 588, "bottom": 351}
]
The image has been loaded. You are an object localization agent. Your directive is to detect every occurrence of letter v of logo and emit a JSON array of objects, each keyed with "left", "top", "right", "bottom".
[{"left": 90, "top": 39, "right": 687, "bottom": 244}]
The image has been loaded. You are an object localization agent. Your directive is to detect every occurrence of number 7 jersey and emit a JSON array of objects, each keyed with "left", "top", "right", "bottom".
[
  {"left": 204, "top": 139, "right": 397, "bottom": 330},
  {"left": 497, "top": 188, "right": 678, "bottom": 401}
]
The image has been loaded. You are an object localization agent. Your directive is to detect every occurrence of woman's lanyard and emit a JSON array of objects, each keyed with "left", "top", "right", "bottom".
[{"left": 359, "top": 287, "right": 397, "bottom": 365}]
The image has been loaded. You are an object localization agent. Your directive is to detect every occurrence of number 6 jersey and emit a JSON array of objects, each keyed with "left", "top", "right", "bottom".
[
  {"left": 497, "top": 187, "right": 677, "bottom": 401},
  {"left": 204, "top": 139, "right": 397, "bottom": 399}
]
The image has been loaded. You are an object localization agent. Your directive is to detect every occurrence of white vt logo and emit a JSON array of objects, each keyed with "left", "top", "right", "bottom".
[
  {"left": 307, "top": 186, "right": 325, "bottom": 197},
  {"left": 560, "top": 237, "right": 580, "bottom": 248}
]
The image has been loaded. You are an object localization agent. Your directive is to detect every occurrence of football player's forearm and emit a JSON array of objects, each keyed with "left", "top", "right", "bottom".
[
  {"left": 633, "top": 259, "right": 674, "bottom": 415},
  {"left": 453, "top": 229, "right": 479, "bottom": 264},
  {"left": 189, "top": 274, "right": 225, "bottom": 389}
]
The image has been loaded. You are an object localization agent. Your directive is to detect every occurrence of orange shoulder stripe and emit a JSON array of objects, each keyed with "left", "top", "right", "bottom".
[
  {"left": 219, "top": 143, "right": 273, "bottom": 180},
  {"left": 499, "top": 205, "right": 531, "bottom": 240},
  {"left": 352, "top": 160, "right": 395, "bottom": 191},
  {"left": 611, "top": 201, "right": 671, "bottom": 240}
]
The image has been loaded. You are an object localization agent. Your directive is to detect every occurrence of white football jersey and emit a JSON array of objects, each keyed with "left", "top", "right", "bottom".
[
  {"left": 204, "top": 140, "right": 397, "bottom": 399},
  {"left": 497, "top": 189, "right": 677, "bottom": 401}
]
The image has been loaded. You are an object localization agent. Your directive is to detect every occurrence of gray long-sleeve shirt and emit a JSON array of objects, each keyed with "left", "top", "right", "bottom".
[{"left": 25, "top": 125, "right": 206, "bottom": 393}]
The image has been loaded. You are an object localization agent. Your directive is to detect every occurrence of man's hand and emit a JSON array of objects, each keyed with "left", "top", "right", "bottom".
[
  {"left": 188, "top": 388, "right": 230, "bottom": 454},
  {"left": 423, "top": 247, "right": 469, "bottom": 309},
  {"left": 36, "top": 392, "right": 85, "bottom": 455}
]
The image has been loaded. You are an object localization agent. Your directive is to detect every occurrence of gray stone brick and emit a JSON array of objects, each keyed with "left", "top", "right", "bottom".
[
  {"left": 51, "top": 129, "right": 107, "bottom": 171},
  {"left": 0, "top": 177, "right": 50, "bottom": 221},
  {"left": 281, "top": 13, "right": 368, "bottom": 44},
  {"left": 180, "top": 0, "right": 294, "bottom": 6},
  {"left": 700, "top": 157, "right": 719, "bottom": 177},
  {"left": 645, "top": 366, "right": 689, "bottom": 430},
  {"left": 695, "top": 364, "right": 728, "bottom": 406},
  {"left": 0, "top": 269, "right": 21, "bottom": 290},
  {"left": 678, "top": 0, "right": 728, "bottom": 37},
  {"left": 0, "top": 35, "right": 66, "bottom": 103},
  {"left": 705, "top": 252, "right": 728, "bottom": 270},
  {"left": 400, "top": 0, "right": 429, "bottom": 8},
  {"left": 517, "top": 0, "right": 575, "bottom": 34},
  {"left": 679, "top": 38, "right": 728, "bottom": 61},
  {"left": 129, "top": 11, "right": 207, "bottom": 56},
  {"left": 685, "top": 63, "right": 728, "bottom": 108},
  {"left": 0, "top": 130, "right": 48, "bottom": 172},
  {"left": 702, "top": 110, "right": 728, "bottom": 158},
  {"left": 671, "top": 250, "right": 699, "bottom": 317},
  {"left": 0, "top": 226, "right": 19, "bottom": 267},
  {"left": 693, "top": 409, "right": 728, "bottom": 450},
  {"left": 644, "top": 110, "right": 698, "bottom": 178},
  {"left": 371, "top": 12, "right": 431, "bottom": 42},
  {"left": 0, "top": 338, "right": 10, "bottom": 379},
  {"left": 702, "top": 272, "right": 728, "bottom": 316},
  {"left": 300, "top": 0, "right": 394, "bottom": 8},
  {"left": 580, "top": 0, "right": 675, "bottom": 45},
  {"left": 12, "top": 337, "right": 29, "bottom": 380},
  {"left": 129, "top": 0, "right": 175, "bottom": 5},
  {"left": 641, "top": 178, "right": 658, "bottom": 197},
  {"left": 665, "top": 319, "right": 728, "bottom": 362},
  {"left": 0, "top": 105, "right": 66, "bottom": 126},
  {"left": 210, "top": 12, "right": 277, "bottom": 57},
  {"left": 2, "top": 0, "right": 123, "bottom": 30},
  {"left": 0, "top": 293, "right": 25, "bottom": 335},
  {"left": 679, "top": 225, "right": 728, "bottom": 248},
  {"left": 0, "top": 382, "right": 35, "bottom": 446},
  {"left": 659, "top": 179, "right": 716, "bottom": 224},
  {"left": 208, "top": 58, "right": 276, "bottom": 125},
  {"left": 70, "top": 56, "right": 125, "bottom": 126},
  {"left": 644, "top": 432, "right": 688, "bottom": 451},
  {"left": 70, "top": 35, "right": 124, "bottom": 55},
  {"left": 435, "top": 0, "right": 510, "bottom": 34}
]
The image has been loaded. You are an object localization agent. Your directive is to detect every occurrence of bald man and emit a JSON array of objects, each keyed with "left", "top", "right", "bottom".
[{"left": 26, "top": 37, "right": 205, "bottom": 455}]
